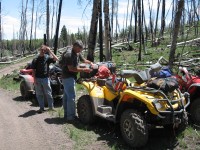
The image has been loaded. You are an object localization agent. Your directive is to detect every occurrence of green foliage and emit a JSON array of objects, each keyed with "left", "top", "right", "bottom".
[
  {"left": 60, "top": 25, "right": 68, "bottom": 47},
  {"left": 0, "top": 71, "right": 19, "bottom": 92}
]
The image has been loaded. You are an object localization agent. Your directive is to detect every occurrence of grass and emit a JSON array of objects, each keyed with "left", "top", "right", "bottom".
[
  {"left": 177, "top": 126, "right": 200, "bottom": 149},
  {"left": 0, "top": 70, "right": 20, "bottom": 92}
]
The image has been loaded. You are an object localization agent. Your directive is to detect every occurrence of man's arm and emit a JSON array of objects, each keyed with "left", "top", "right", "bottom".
[
  {"left": 32, "top": 69, "right": 37, "bottom": 84},
  {"left": 68, "top": 65, "right": 91, "bottom": 73},
  {"left": 79, "top": 54, "right": 93, "bottom": 65},
  {"left": 46, "top": 47, "right": 59, "bottom": 61},
  {"left": 83, "top": 59, "right": 93, "bottom": 65}
]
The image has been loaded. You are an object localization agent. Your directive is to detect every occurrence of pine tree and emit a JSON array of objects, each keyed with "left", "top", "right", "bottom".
[{"left": 60, "top": 25, "right": 68, "bottom": 47}]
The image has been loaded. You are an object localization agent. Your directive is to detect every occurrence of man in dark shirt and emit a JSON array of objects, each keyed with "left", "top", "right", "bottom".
[
  {"left": 32, "top": 45, "right": 59, "bottom": 113},
  {"left": 61, "top": 40, "right": 92, "bottom": 121}
]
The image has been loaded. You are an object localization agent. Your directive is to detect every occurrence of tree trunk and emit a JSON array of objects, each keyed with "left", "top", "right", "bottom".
[
  {"left": 46, "top": 0, "right": 50, "bottom": 46},
  {"left": 29, "top": 0, "right": 34, "bottom": 51},
  {"left": 160, "top": 0, "right": 165, "bottom": 37},
  {"left": 148, "top": 0, "right": 154, "bottom": 45},
  {"left": 99, "top": 0, "right": 103, "bottom": 62},
  {"left": 154, "top": 0, "right": 161, "bottom": 38},
  {"left": 104, "top": 0, "right": 111, "bottom": 61},
  {"left": 87, "top": 0, "right": 99, "bottom": 62},
  {"left": 53, "top": 0, "right": 63, "bottom": 55},
  {"left": 128, "top": 0, "right": 135, "bottom": 44},
  {"left": 134, "top": 0, "right": 138, "bottom": 43},
  {"left": 111, "top": 0, "right": 114, "bottom": 38},
  {"left": 169, "top": 0, "right": 184, "bottom": 68},
  {"left": 138, "top": 0, "right": 142, "bottom": 61},
  {"left": 0, "top": 1, "right": 2, "bottom": 58},
  {"left": 51, "top": 0, "right": 55, "bottom": 47}
]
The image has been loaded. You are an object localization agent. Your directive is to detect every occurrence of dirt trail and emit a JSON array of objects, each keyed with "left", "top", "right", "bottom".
[
  {"left": 0, "top": 60, "right": 30, "bottom": 78},
  {"left": 0, "top": 60, "right": 73, "bottom": 150},
  {"left": 0, "top": 88, "right": 72, "bottom": 150}
]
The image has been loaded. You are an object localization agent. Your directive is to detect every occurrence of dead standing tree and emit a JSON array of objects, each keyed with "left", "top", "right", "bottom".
[
  {"left": 29, "top": 0, "right": 35, "bottom": 51},
  {"left": 19, "top": 0, "right": 29, "bottom": 55},
  {"left": 104, "top": 0, "right": 111, "bottom": 61},
  {"left": 87, "top": 0, "right": 100, "bottom": 62},
  {"left": 169, "top": 0, "right": 184, "bottom": 68},
  {"left": 46, "top": 0, "right": 50, "bottom": 46},
  {"left": 0, "top": 0, "right": 2, "bottom": 58},
  {"left": 160, "top": 0, "right": 165, "bottom": 37}
]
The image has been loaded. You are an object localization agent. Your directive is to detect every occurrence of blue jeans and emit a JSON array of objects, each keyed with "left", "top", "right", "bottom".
[
  {"left": 35, "top": 78, "right": 54, "bottom": 109},
  {"left": 62, "top": 77, "right": 76, "bottom": 120}
]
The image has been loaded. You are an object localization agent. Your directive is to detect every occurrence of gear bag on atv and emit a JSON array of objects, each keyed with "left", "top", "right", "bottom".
[
  {"left": 147, "top": 77, "right": 179, "bottom": 93},
  {"left": 151, "top": 66, "right": 172, "bottom": 78}
]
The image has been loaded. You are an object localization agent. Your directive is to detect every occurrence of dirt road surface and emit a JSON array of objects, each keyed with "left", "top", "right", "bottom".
[
  {"left": 0, "top": 88, "right": 72, "bottom": 150},
  {"left": 0, "top": 60, "right": 30, "bottom": 78},
  {"left": 0, "top": 60, "right": 73, "bottom": 150}
]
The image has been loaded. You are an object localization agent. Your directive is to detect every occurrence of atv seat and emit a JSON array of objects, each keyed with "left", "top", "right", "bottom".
[
  {"left": 105, "top": 79, "right": 116, "bottom": 92},
  {"left": 120, "top": 69, "right": 151, "bottom": 84},
  {"left": 105, "top": 78, "right": 126, "bottom": 93}
]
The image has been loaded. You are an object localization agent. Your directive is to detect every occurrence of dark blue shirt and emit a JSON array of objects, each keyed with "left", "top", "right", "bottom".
[{"left": 31, "top": 54, "right": 55, "bottom": 78}]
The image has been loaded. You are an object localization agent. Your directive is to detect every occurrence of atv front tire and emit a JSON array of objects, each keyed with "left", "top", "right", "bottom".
[
  {"left": 120, "top": 109, "right": 148, "bottom": 148},
  {"left": 190, "top": 98, "right": 200, "bottom": 125},
  {"left": 77, "top": 95, "right": 95, "bottom": 124},
  {"left": 164, "top": 111, "right": 188, "bottom": 134},
  {"left": 20, "top": 80, "right": 32, "bottom": 99}
]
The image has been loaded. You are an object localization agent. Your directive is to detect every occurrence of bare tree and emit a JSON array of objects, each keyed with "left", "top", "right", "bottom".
[
  {"left": 160, "top": 0, "right": 165, "bottom": 37},
  {"left": 104, "top": 0, "right": 111, "bottom": 61},
  {"left": 46, "top": 0, "right": 50, "bottom": 46},
  {"left": 138, "top": 0, "right": 142, "bottom": 61},
  {"left": 50, "top": 0, "right": 56, "bottom": 46},
  {"left": 169, "top": 0, "right": 184, "bottom": 68},
  {"left": 29, "top": 0, "right": 35, "bottom": 51},
  {"left": 87, "top": 0, "right": 100, "bottom": 62}
]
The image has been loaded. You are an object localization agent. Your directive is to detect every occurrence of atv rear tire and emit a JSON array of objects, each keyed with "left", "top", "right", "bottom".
[
  {"left": 190, "top": 99, "right": 200, "bottom": 125},
  {"left": 20, "top": 80, "right": 32, "bottom": 99},
  {"left": 120, "top": 109, "right": 148, "bottom": 148},
  {"left": 77, "top": 95, "right": 95, "bottom": 124}
]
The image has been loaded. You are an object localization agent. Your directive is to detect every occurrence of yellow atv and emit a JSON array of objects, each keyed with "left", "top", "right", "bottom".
[{"left": 77, "top": 67, "right": 190, "bottom": 148}]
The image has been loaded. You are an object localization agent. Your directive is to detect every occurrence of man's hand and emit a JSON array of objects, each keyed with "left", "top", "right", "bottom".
[{"left": 83, "top": 68, "right": 92, "bottom": 73}]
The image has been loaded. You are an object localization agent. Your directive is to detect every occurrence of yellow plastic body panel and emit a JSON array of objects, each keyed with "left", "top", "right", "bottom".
[
  {"left": 81, "top": 81, "right": 104, "bottom": 99},
  {"left": 102, "top": 86, "right": 118, "bottom": 101},
  {"left": 119, "top": 89, "right": 159, "bottom": 115}
]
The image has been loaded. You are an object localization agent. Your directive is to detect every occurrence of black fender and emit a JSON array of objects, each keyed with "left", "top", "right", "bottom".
[{"left": 19, "top": 74, "right": 34, "bottom": 92}]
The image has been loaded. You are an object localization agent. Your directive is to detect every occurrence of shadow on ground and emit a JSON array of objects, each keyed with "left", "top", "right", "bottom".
[
  {"left": 44, "top": 117, "right": 179, "bottom": 150},
  {"left": 18, "top": 110, "right": 38, "bottom": 118},
  {"left": 13, "top": 96, "right": 62, "bottom": 108}
]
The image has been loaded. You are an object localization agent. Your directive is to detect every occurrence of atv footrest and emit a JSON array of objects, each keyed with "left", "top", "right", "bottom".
[{"left": 97, "top": 105, "right": 112, "bottom": 114}]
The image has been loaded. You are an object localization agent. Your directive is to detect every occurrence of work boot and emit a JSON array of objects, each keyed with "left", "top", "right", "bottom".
[{"left": 37, "top": 108, "right": 45, "bottom": 114}]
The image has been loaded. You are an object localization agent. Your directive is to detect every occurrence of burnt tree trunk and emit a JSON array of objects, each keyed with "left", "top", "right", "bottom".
[
  {"left": 134, "top": 0, "right": 138, "bottom": 43},
  {"left": 29, "top": 0, "right": 34, "bottom": 51},
  {"left": 104, "top": 0, "right": 111, "bottom": 61},
  {"left": 160, "top": 0, "right": 165, "bottom": 37},
  {"left": 99, "top": 0, "right": 103, "bottom": 62},
  {"left": 46, "top": 0, "right": 50, "bottom": 46},
  {"left": 169, "top": 0, "right": 184, "bottom": 68},
  {"left": 53, "top": 0, "right": 63, "bottom": 55},
  {"left": 87, "top": 0, "right": 100, "bottom": 62},
  {"left": 138, "top": 0, "right": 142, "bottom": 61}
]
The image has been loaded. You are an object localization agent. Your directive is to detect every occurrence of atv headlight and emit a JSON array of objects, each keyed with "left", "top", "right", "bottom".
[{"left": 153, "top": 101, "right": 162, "bottom": 110}]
